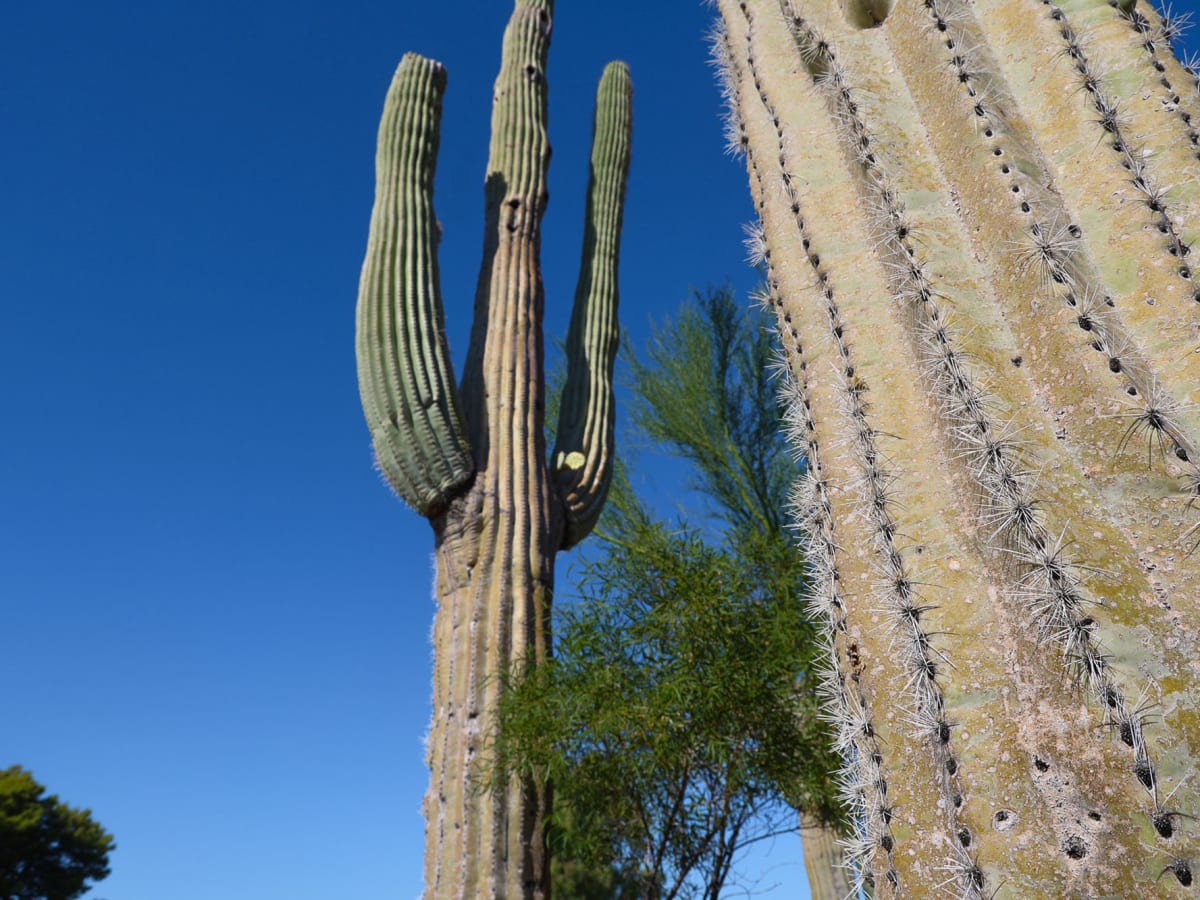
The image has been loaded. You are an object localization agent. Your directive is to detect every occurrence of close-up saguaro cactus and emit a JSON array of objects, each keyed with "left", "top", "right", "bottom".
[
  {"left": 713, "top": 0, "right": 1200, "bottom": 894},
  {"left": 354, "top": 0, "right": 631, "bottom": 894}
]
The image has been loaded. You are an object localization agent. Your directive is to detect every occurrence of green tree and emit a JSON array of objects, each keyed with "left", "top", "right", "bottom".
[
  {"left": 495, "top": 287, "right": 845, "bottom": 897},
  {"left": 629, "top": 286, "right": 850, "bottom": 896},
  {"left": 0, "top": 766, "right": 114, "bottom": 900}
]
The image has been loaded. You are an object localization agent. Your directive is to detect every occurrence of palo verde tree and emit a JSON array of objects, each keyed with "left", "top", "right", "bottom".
[
  {"left": 354, "top": 1, "right": 631, "bottom": 895},
  {"left": 494, "top": 289, "right": 845, "bottom": 898},
  {"left": 627, "top": 288, "right": 851, "bottom": 897},
  {"left": 499, "top": 493, "right": 835, "bottom": 898},
  {"left": 712, "top": 0, "right": 1200, "bottom": 895}
]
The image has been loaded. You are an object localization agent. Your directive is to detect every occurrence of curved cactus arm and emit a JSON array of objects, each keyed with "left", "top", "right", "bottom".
[
  {"left": 356, "top": 53, "right": 474, "bottom": 517},
  {"left": 550, "top": 61, "right": 633, "bottom": 549}
]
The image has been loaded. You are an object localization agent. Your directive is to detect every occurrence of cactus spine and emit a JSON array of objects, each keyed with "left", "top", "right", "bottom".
[
  {"left": 715, "top": 0, "right": 1200, "bottom": 894},
  {"left": 355, "top": 1, "right": 632, "bottom": 894}
]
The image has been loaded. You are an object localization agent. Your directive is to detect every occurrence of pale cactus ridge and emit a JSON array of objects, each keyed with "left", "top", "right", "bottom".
[
  {"left": 354, "top": 1, "right": 632, "bottom": 895},
  {"left": 714, "top": 0, "right": 1200, "bottom": 895}
]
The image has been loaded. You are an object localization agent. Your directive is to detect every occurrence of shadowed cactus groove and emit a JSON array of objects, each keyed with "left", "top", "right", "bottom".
[
  {"left": 713, "top": 0, "right": 1200, "bottom": 895},
  {"left": 355, "top": 2, "right": 631, "bottom": 894}
]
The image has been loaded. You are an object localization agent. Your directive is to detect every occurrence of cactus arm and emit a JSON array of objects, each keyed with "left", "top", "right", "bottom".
[
  {"left": 551, "top": 61, "right": 633, "bottom": 549},
  {"left": 356, "top": 53, "right": 473, "bottom": 517}
]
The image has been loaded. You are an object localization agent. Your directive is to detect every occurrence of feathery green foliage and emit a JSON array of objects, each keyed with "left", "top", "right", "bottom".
[
  {"left": 495, "top": 288, "right": 841, "bottom": 896},
  {"left": 629, "top": 289, "right": 792, "bottom": 542}
]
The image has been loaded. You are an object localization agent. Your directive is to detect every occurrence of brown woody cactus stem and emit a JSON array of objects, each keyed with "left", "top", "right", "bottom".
[
  {"left": 715, "top": 0, "right": 1200, "bottom": 895},
  {"left": 355, "top": 2, "right": 632, "bottom": 896}
]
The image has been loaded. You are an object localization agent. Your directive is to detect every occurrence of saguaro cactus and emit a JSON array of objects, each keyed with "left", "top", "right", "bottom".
[
  {"left": 713, "top": 0, "right": 1200, "bottom": 895},
  {"left": 355, "top": 1, "right": 632, "bottom": 894}
]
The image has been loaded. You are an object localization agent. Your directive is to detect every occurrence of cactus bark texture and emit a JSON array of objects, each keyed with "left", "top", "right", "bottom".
[
  {"left": 714, "top": 0, "right": 1200, "bottom": 895},
  {"left": 355, "top": 1, "right": 631, "bottom": 894}
]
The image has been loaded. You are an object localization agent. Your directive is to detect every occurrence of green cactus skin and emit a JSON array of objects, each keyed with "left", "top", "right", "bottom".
[
  {"left": 714, "top": 0, "right": 1200, "bottom": 895},
  {"left": 551, "top": 63, "right": 632, "bottom": 548},
  {"left": 800, "top": 817, "right": 857, "bottom": 899},
  {"left": 357, "top": 54, "right": 472, "bottom": 517},
  {"left": 354, "top": 2, "right": 632, "bottom": 896}
]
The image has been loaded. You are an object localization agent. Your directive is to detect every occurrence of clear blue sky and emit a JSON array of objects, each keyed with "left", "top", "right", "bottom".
[{"left": 0, "top": 2, "right": 788, "bottom": 898}]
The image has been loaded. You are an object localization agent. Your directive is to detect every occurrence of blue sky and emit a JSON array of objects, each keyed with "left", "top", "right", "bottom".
[{"left": 0, "top": 2, "right": 777, "bottom": 898}]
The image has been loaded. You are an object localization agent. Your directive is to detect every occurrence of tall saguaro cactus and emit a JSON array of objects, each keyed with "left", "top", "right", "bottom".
[
  {"left": 714, "top": 0, "right": 1200, "bottom": 895},
  {"left": 355, "top": 1, "right": 631, "bottom": 894}
]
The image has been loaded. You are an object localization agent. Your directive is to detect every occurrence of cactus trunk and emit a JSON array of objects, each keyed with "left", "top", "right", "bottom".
[
  {"left": 715, "top": 0, "right": 1200, "bottom": 894},
  {"left": 428, "top": 494, "right": 557, "bottom": 895},
  {"left": 801, "top": 818, "right": 856, "bottom": 900},
  {"left": 355, "top": 2, "right": 631, "bottom": 895}
]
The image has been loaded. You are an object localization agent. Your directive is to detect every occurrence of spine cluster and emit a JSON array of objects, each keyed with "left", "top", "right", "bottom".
[
  {"left": 1112, "top": 0, "right": 1200, "bottom": 161},
  {"left": 1019, "top": 0, "right": 1200, "bottom": 521},
  {"left": 1039, "top": 0, "right": 1198, "bottom": 298}
]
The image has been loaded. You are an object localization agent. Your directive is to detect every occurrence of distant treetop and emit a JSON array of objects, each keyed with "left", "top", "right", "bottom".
[{"left": 0, "top": 766, "right": 114, "bottom": 900}]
